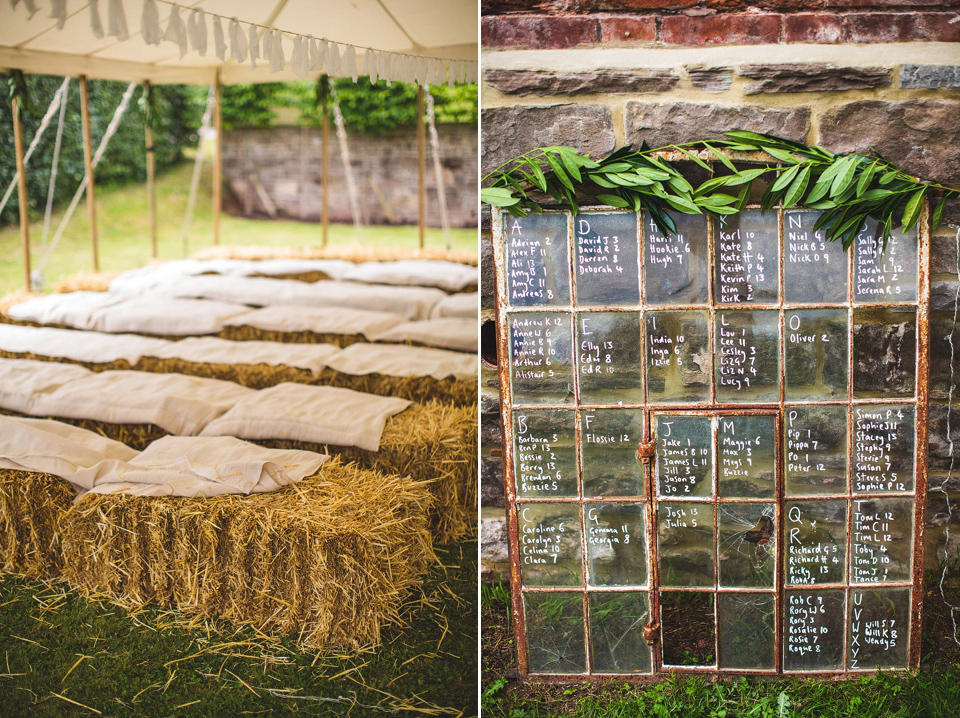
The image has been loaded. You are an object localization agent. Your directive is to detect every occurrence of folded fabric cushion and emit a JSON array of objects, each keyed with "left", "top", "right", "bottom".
[
  {"left": 0, "top": 358, "right": 93, "bottom": 414},
  {"left": 340, "top": 260, "right": 478, "bottom": 293},
  {"left": 29, "top": 370, "right": 255, "bottom": 436},
  {"left": 325, "top": 343, "right": 477, "bottom": 381},
  {"left": 90, "top": 297, "right": 253, "bottom": 336},
  {"left": 372, "top": 317, "right": 478, "bottom": 353},
  {"left": 222, "top": 304, "right": 403, "bottom": 340},
  {"left": 147, "top": 337, "right": 340, "bottom": 376},
  {"left": 430, "top": 292, "right": 478, "bottom": 319},
  {"left": 0, "top": 324, "right": 172, "bottom": 365},
  {"left": 199, "top": 383, "right": 411, "bottom": 452},
  {"left": 6, "top": 291, "right": 125, "bottom": 329}
]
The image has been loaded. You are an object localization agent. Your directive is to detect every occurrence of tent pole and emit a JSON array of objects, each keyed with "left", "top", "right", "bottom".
[
  {"left": 144, "top": 81, "right": 158, "bottom": 258},
  {"left": 79, "top": 75, "right": 100, "bottom": 272},
  {"left": 322, "top": 103, "right": 329, "bottom": 248},
  {"left": 417, "top": 84, "right": 425, "bottom": 250},
  {"left": 12, "top": 97, "right": 31, "bottom": 291},
  {"left": 213, "top": 68, "right": 222, "bottom": 246}
]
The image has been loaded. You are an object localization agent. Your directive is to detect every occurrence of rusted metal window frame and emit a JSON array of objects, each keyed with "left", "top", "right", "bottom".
[{"left": 490, "top": 178, "right": 930, "bottom": 681}]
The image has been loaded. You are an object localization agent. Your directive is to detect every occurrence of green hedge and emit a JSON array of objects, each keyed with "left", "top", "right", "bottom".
[{"left": 0, "top": 75, "right": 201, "bottom": 227}]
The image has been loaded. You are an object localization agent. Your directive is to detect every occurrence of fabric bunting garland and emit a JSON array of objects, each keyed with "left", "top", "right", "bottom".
[{"left": 11, "top": 0, "right": 477, "bottom": 87}]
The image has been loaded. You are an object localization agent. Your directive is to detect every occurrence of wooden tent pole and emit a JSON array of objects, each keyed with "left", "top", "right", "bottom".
[
  {"left": 144, "top": 80, "right": 158, "bottom": 258},
  {"left": 12, "top": 97, "right": 31, "bottom": 290},
  {"left": 79, "top": 75, "right": 99, "bottom": 272},
  {"left": 417, "top": 84, "right": 425, "bottom": 250},
  {"left": 213, "top": 69, "right": 223, "bottom": 246},
  {"left": 322, "top": 103, "right": 329, "bottom": 248}
]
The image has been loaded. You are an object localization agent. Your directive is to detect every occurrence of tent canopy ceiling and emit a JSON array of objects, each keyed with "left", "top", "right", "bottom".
[{"left": 0, "top": 0, "right": 478, "bottom": 85}]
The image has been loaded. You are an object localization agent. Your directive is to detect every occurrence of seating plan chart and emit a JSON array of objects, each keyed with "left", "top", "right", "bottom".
[{"left": 492, "top": 206, "right": 929, "bottom": 677}]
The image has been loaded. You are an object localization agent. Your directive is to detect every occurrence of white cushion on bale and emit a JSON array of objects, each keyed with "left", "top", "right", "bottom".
[
  {"left": 372, "top": 317, "right": 478, "bottom": 353},
  {"left": 0, "top": 324, "right": 172, "bottom": 364},
  {"left": 200, "top": 384, "right": 411, "bottom": 452},
  {"left": 222, "top": 304, "right": 405, "bottom": 339},
  {"left": 146, "top": 337, "right": 341, "bottom": 376},
  {"left": 0, "top": 358, "right": 92, "bottom": 414},
  {"left": 25, "top": 371, "right": 255, "bottom": 436},
  {"left": 326, "top": 343, "right": 477, "bottom": 381},
  {"left": 7, "top": 291, "right": 125, "bottom": 330},
  {"left": 340, "top": 260, "right": 478, "bottom": 293},
  {"left": 128, "top": 275, "right": 446, "bottom": 320},
  {"left": 0, "top": 416, "right": 326, "bottom": 498},
  {"left": 430, "top": 292, "right": 478, "bottom": 319}
]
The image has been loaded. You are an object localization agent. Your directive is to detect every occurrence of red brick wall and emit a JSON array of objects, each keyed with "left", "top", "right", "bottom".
[{"left": 482, "top": 2, "right": 960, "bottom": 48}]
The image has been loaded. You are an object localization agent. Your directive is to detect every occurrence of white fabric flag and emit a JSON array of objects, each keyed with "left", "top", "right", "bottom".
[
  {"left": 164, "top": 5, "right": 188, "bottom": 59},
  {"left": 189, "top": 9, "right": 207, "bottom": 56},
  {"left": 248, "top": 23, "right": 259, "bottom": 69},
  {"left": 343, "top": 45, "right": 357, "bottom": 81},
  {"left": 316, "top": 38, "right": 328, "bottom": 71},
  {"left": 229, "top": 18, "right": 248, "bottom": 62},
  {"left": 141, "top": 0, "right": 162, "bottom": 45},
  {"left": 50, "top": 0, "right": 67, "bottom": 29},
  {"left": 307, "top": 35, "right": 320, "bottom": 72},
  {"left": 270, "top": 29, "right": 285, "bottom": 72},
  {"left": 328, "top": 43, "right": 341, "bottom": 74},
  {"left": 380, "top": 52, "right": 392, "bottom": 85},
  {"left": 89, "top": 0, "right": 104, "bottom": 38},
  {"left": 365, "top": 49, "right": 377, "bottom": 84},
  {"left": 292, "top": 35, "right": 307, "bottom": 78},
  {"left": 107, "top": 0, "right": 129, "bottom": 41},
  {"left": 213, "top": 15, "right": 226, "bottom": 61}
]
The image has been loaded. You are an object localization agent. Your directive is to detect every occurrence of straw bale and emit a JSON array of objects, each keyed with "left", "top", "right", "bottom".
[
  {"left": 190, "top": 244, "right": 478, "bottom": 266},
  {"left": 135, "top": 356, "right": 474, "bottom": 405},
  {"left": 0, "top": 349, "right": 132, "bottom": 373},
  {"left": 256, "top": 401, "right": 478, "bottom": 543},
  {"left": 0, "top": 469, "right": 75, "bottom": 578},
  {"left": 219, "top": 324, "right": 365, "bottom": 348},
  {"left": 52, "top": 271, "right": 121, "bottom": 293},
  {"left": 0, "top": 409, "right": 167, "bottom": 451},
  {"left": 59, "top": 457, "right": 436, "bottom": 649},
  {"left": 249, "top": 271, "right": 333, "bottom": 283}
]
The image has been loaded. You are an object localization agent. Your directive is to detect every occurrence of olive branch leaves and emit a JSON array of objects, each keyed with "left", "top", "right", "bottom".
[{"left": 481, "top": 131, "right": 959, "bottom": 249}]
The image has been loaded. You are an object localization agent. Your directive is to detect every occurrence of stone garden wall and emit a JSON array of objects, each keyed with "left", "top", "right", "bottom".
[{"left": 479, "top": 3, "right": 960, "bottom": 579}]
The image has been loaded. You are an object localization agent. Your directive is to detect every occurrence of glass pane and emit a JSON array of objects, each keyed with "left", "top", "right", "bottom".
[
  {"left": 524, "top": 592, "right": 585, "bottom": 673},
  {"left": 718, "top": 503, "right": 775, "bottom": 588},
  {"left": 644, "top": 212, "right": 709, "bottom": 305},
  {"left": 785, "top": 500, "right": 847, "bottom": 586},
  {"left": 586, "top": 503, "right": 648, "bottom": 587},
  {"left": 718, "top": 415, "right": 776, "bottom": 498},
  {"left": 785, "top": 310, "right": 848, "bottom": 400},
  {"left": 848, "top": 587, "right": 910, "bottom": 669},
  {"left": 852, "top": 404, "right": 915, "bottom": 494},
  {"left": 785, "top": 406, "right": 848, "bottom": 496},
  {"left": 661, "top": 591, "right": 716, "bottom": 666},
  {"left": 582, "top": 409, "right": 646, "bottom": 497},
  {"left": 853, "top": 220, "right": 918, "bottom": 303},
  {"left": 576, "top": 312, "right": 643, "bottom": 404},
  {"left": 784, "top": 590, "right": 845, "bottom": 671},
  {"left": 714, "top": 210, "right": 779, "bottom": 304},
  {"left": 715, "top": 310, "right": 780, "bottom": 402},
  {"left": 656, "top": 415, "right": 713, "bottom": 498},
  {"left": 853, "top": 307, "right": 917, "bottom": 398},
  {"left": 505, "top": 213, "right": 570, "bottom": 307},
  {"left": 514, "top": 410, "right": 578, "bottom": 498},
  {"left": 784, "top": 211, "right": 848, "bottom": 303},
  {"left": 658, "top": 502, "right": 715, "bottom": 587},
  {"left": 589, "top": 592, "right": 652, "bottom": 673},
  {"left": 509, "top": 312, "right": 574, "bottom": 405},
  {"left": 718, "top": 593, "right": 775, "bottom": 670},
  {"left": 573, "top": 213, "right": 640, "bottom": 306},
  {"left": 851, "top": 498, "right": 914, "bottom": 584},
  {"left": 646, "top": 310, "right": 711, "bottom": 404},
  {"left": 517, "top": 503, "right": 582, "bottom": 587}
]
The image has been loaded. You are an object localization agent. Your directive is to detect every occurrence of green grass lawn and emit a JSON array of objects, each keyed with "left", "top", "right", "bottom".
[
  {"left": 0, "top": 543, "right": 477, "bottom": 717},
  {"left": 0, "top": 159, "right": 478, "bottom": 296}
]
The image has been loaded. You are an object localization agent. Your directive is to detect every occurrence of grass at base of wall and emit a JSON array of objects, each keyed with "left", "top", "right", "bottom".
[
  {"left": 0, "top": 158, "right": 478, "bottom": 296},
  {"left": 482, "top": 568, "right": 960, "bottom": 718},
  {"left": 0, "top": 542, "right": 478, "bottom": 717}
]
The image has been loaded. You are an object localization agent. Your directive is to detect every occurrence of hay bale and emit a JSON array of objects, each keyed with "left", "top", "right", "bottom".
[
  {"left": 135, "top": 356, "right": 474, "bottom": 405},
  {"left": 0, "top": 349, "right": 132, "bottom": 373},
  {"left": 219, "top": 324, "right": 366, "bottom": 348},
  {"left": 52, "top": 271, "right": 121, "bottom": 293},
  {"left": 190, "top": 244, "right": 478, "bottom": 266},
  {"left": 59, "top": 458, "right": 435, "bottom": 649},
  {"left": 249, "top": 271, "right": 333, "bottom": 283},
  {"left": 256, "top": 401, "right": 478, "bottom": 543},
  {"left": 0, "top": 470, "right": 75, "bottom": 578},
  {"left": 0, "top": 401, "right": 477, "bottom": 542}
]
